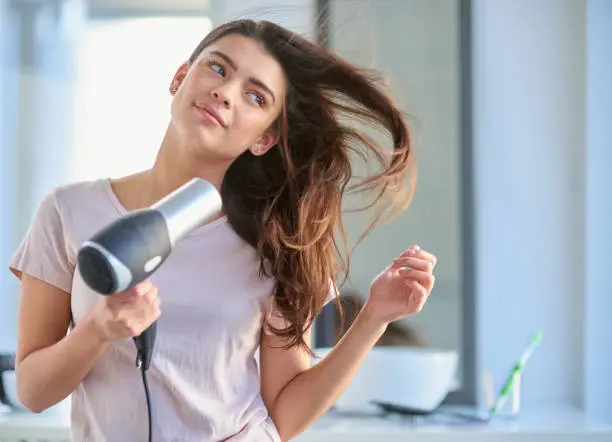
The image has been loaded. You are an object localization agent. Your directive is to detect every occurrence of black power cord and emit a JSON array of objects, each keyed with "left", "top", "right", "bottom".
[
  {"left": 135, "top": 344, "right": 154, "bottom": 442},
  {"left": 134, "top": 324, "right": 157, "bottom": 442},
  {"left": 140, "top": 364, "right": 153, "bottom": 442}
]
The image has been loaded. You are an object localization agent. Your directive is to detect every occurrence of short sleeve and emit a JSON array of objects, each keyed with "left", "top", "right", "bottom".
[
  {"left": 262, "top": 278, "right": 338, "bottom": 336},
  {"left": 325, "top": 279, "right": 339, "bottom": 305},
  {"left": 8, "top": 188, "right": 74, "bottom": 293}
]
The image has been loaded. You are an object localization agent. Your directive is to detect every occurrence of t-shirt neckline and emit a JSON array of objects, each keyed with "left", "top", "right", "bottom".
[{"left": 101, "top": 177, "right": 229, "bottom": 237}]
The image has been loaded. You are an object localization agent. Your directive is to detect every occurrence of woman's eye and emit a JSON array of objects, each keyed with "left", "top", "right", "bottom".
[
  {"left": 211, "top": 63, "right": 225, "bottom": 76},
  {"left": 248, "top": 91, "right": 265, "bottom": 107}
]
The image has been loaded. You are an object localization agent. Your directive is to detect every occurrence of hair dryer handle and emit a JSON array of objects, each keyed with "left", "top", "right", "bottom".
[{"left": 133, "top": 322, "right": 157, "bottom": 371}]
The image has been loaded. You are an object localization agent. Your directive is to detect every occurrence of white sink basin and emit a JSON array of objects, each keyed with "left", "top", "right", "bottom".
[{"left": 312, "top": 346, "right": 459, "bottom": 414}]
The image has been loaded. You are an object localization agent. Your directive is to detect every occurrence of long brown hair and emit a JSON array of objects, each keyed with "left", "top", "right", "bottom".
[{"left": 188, "top": 20, "right": 416, "bottom": 354}]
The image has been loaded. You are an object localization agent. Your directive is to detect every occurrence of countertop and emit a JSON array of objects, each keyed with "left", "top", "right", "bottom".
[
  {"left": 294, "top": 405, "right": 612, "bottom": 441},
  {"left": 1, "top": 404, "right": 611, "bottom": 441}
]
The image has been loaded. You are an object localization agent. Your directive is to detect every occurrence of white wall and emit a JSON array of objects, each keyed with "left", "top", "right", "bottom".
[
  {"left": 0, "top": 0, "right": 85, "bottom": 352},
  {"left": 473, "top": 0, "right": 611, "bottom": 421},
  {"left": 70, "top": 16, "right": 213, "bottom": 183},
  {"left": 583, "top": 0, "right": 612, "bottom": 425},
  {"left": 209, "top": 0, "right": 315, "bottom": 39},
  {"left": 0, "top": 0, "right": 19, "bottom": 352},
  {"left": 473, "top": 0, "right": 585, "bottom": 407}
]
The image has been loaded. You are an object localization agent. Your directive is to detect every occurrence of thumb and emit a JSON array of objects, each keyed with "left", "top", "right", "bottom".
[{"left": 132, "top": 280, "right": 153, "bottom": 296}]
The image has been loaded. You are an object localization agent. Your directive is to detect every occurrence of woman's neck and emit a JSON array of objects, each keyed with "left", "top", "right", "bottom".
[
  {"left": 151, "top": 129, "right": 223, "bottom": 193},
  {"left": 112, "top": 124, "right": 229, "bottom": 212}
]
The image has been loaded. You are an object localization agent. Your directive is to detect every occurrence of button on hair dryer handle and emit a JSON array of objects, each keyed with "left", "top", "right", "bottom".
[{"left": 134, "top": 322, "right": 157, "bottom": 371}]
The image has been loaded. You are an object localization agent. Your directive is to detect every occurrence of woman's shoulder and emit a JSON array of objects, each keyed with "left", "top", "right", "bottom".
[
  {"left": 10, "top": 178, "right": 117, "bottom": 288},
  {"left": 50, "top": 177, "right": 110, "bottom": 204},
  {"left": 43, "top": 177, "right": 121, "bottom": 217},
  {"left": 41, "top": 177, "right": 122, "bottom": 239}
]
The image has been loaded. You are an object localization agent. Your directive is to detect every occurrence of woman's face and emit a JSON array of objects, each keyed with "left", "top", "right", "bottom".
[{"left": 169, "top": 34, "right": 286, "bottom": 161}]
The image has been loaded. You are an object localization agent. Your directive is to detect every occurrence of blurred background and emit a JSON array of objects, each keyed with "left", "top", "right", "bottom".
[{"left": 1, "top": 0, "right": 611, "bottom": 431}]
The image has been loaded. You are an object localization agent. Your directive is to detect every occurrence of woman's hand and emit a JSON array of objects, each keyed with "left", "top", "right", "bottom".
[
  {"left": 364, "top": 245, "right": 436, "bottom": 326},
  {"left": 89, "top": 280, "right": 161, "bottom": 343}
]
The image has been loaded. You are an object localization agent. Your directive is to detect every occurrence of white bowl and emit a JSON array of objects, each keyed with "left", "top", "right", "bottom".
[
  {"left": 2, "top": 371, "right": 71, "bottom": 421},
  {"left": 312, "top": 346, "right": 458, "bottom": 414},
  {"left": 2, "top": 371, "right": 24, "bottom": 410}
]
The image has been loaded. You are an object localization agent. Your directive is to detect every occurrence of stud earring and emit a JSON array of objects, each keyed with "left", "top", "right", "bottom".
[{"left": 252, "top": 145, "right": 261, "bottom": 155}]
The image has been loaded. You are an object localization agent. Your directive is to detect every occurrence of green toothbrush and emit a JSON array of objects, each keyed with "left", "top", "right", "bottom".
[{"left": 489, "top": 331, "right": 543, "bottom": 416}]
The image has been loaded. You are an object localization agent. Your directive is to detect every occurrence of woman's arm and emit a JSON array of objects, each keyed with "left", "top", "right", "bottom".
[
  {"left": 259, "top": 245, "right": 436, "bottom": 441},
  {"left": 259, "top": 306, "right": 386, "bottom": 441},
  {"left": 15, "top": 274, "right": 160, "bottom": 413},
  {"left": 15, "top": 274, "right": 110, "bottom": 413}
]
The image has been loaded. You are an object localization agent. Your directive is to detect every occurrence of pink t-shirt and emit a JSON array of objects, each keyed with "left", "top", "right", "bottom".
[{"left": 9, "top": 178, "right": 327, "bottom": 442}]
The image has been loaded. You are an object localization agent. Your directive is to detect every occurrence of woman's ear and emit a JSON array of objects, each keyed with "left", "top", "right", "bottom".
[
  {"left": 169, "top": 62, "right": 190, "bottom": 95},
  {"left": 251, "top": 130, "right": 280, "bottom": 156}
]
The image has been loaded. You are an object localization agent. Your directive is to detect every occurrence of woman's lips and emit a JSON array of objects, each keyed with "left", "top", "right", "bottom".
[{"left": 193, "top": 103, "right": 226, "bottom": 127}]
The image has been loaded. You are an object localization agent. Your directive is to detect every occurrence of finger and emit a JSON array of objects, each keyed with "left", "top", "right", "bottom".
[
  {"left": 110, "top": 290, "right": 140, "bottom": 306},
  {"left": 404, "top": 280, "right": 428, "bottom": 313},
  {"left": 399, "top": 246, "right": 437, "bottom": 267},
  {"left": 115, "top": 282, "right": 155, "bottom": 306},
  {"left": 152, "top": 295, "right": 161, "bottom": 311},
  {"left": 143, "top": 285, "right": 159, "bottom": 304},
  {"left": 150, "top": 296, "right": 162, "bottom": 319},
  {"left": 413, "top": 249, "right": 437, "bottom": 267},
  {"left": 129, "top": 321, "right": 147, "bottom": 338},
  {"left": 139, "top": 304, "right": 161, "bottom": 332},
  {"left": 399, "top": 245, "right": 420, "bottom": 258},
  {"left": 144, "top": 289, "right": 161, "bottom": 319},
  {"left": 152, "top": 305, "right": 162, "bottom": 321},
  {"left": 122, "top": 287, "right": 158, "bottom": 321},
  {"left": 393, "top": 256, "right": 433, "bottom": 272},
  {"left": 399, "top": 268, "right": 435, "bottom": 292},
  {"left": 132, "top": 280, "right": 153, "bottom": 296},
  {"left": 129, "top": 309, "right": 156, "bottom": 336}
]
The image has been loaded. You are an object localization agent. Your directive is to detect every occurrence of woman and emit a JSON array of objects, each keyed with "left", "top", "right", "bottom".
[{"left": 9, "top": 19, "right": 436, "bottom": 442}]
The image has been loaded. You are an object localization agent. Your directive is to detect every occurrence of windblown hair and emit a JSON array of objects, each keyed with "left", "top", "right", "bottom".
[{"left": 188, "top": 19, "right": 416, "bottom": 354}]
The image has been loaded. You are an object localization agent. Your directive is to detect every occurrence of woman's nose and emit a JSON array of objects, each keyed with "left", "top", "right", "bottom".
[{"left": 212, "top": 90, "right": 231, "bottom": 107}]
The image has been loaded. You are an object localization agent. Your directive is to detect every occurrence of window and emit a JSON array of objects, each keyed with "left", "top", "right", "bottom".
[{"left": 70, "top": 16, "right": 212, "bottom": 182}]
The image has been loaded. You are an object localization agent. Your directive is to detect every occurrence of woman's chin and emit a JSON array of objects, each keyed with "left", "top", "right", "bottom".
[{"left": 187, "top": 140, "right": 234, "bottom": 162}]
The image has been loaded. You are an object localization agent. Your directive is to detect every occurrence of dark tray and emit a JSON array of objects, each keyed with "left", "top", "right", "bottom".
[{"left": 0, "top": 352, "right": 16, "bottom": 406}]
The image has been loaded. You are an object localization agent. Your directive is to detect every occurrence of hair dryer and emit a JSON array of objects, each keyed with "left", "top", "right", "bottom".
[{"left": 76, "top": 177, "right": 223, "bottom": 370}]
